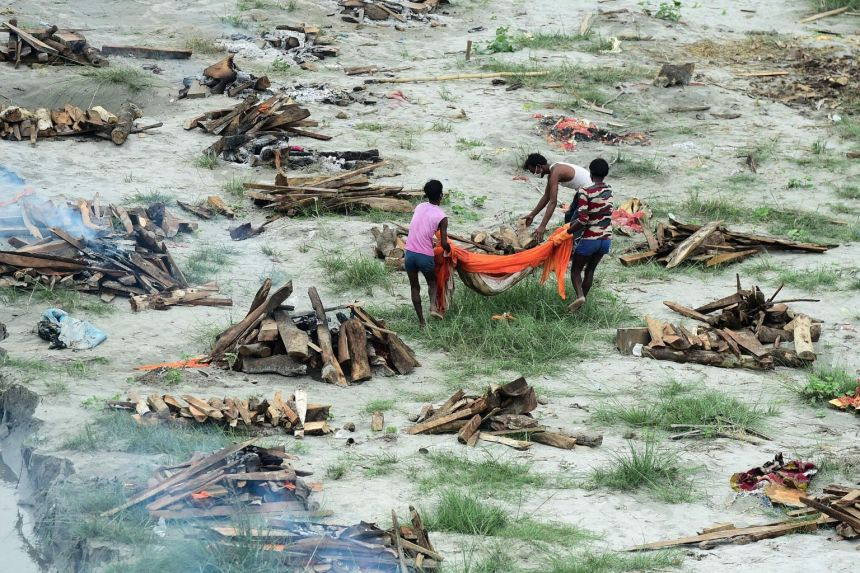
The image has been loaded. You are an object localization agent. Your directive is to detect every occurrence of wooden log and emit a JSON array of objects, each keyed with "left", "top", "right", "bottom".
[
  {"left": 645, "top": 316, "right": 666, "bottom": 347},
  {"left": 308, "top": 286, "right": 348, "bottom": 386},
  {"left": 238, "top": 343, "right": 272, "bottom": 358},
  {"left": 336, "top": 327, "right": 351, "bottom": 371},
  {"left": 793, "top": 314, "right": 816, "bottom": 361},
  {"left": 619, "top": 249, "right": 657, "bottom": 266},
  {"left": 723, "top": 328, "right": 770, "bottom": 358},
  {"left": 530, "top": 430, "right": 577, "bottom": 449},
  {"left": 274, "top": 310, "right": 310, "bottom": 362},
  {"left": 257, "top": 318, "right": 279, "bottom": 342},
  {"left": 407, "top": 407, "right": 479, "bottom": 434},
  {"left": 242, "top": 354, "right": 306, "bottom": 376},
  {"left": 457, "top": 414, "right": 482, "bottom": 444},
  {"left": 386, "top": 332, "right": 420, "bottom": 375},
  {"left": 477, "top": 432, "right": 530, "bottom": 450},
  {"left": 371, "top": 411, "right": 384, "bottom": 432},
  {"left": 110, "top": 101, "right": 142, "bottom": 145},
  {"left": 642, "top": 346, "right": 771, "bottom": 370},
  {"left": 799, "top": 497, "right": 860, "bottom": 531},
  {"left": 663, "top": 301, "right": 713, "bottom": 323},
  {"left": 343, "top": 318, "right": 372, "bottom": 382},
  {"left": 664, "top": 221, "right": 721, "bottom": 269},
  {"left": 100, "top": 45, "right": 193, "bottom": 59},
  {"left": 705, "top": 249, "right": 760, "bottom": 267}
]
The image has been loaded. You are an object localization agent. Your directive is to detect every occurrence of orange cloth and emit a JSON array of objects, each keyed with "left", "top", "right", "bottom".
[{"left": 433, "top": 224, "right": 574, "bottom": 313}]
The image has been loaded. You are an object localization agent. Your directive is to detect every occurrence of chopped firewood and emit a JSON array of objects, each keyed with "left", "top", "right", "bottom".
[
  {"left": 130, "top": 283, "right": 230, "bottom": 311},
  {"left": 340, "top": 0, "right": 442, "bottom": 23},
  {"left": 1, "top": 20, "right": 106, "bottom": 67},
  {"left": 179, "top": 53, "right": 270, "bottom": 100},
  {"left": 371, "top": 410, "right": 385, "bottom": 431},
  {"left": 1, "top": 101, "right": 158, "bottom": 144},
  {"left": 625, "top": 277, "right": 821, "bottom": 370}
]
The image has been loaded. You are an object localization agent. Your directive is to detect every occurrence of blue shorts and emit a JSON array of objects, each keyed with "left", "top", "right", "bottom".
[
  {"left": 575, "top": 238, "right": 611, "bottom": 257},
  {"left": 404, "top": 250, "right": 435, "bottom": 273}
]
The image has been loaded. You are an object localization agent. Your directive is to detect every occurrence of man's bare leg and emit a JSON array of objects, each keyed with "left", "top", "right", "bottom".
[
  {"left": 583, "top": 253, "right": 604, "bottom": 296},
  {"left": 568, "top": 253, "right": 589, "bottom": 312},
  {"left": 424, "top": 271, "right": 442, "bottom": 319},
  {"left": 407, "top": 269, "right": 426, "bottom": 326}
]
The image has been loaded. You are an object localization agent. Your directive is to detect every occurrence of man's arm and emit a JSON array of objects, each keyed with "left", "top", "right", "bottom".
[
  {"left": 438, "top": 217, "right": 451, "bottom": 252},
  {"left": 524, "top": 179, "right": 551, "bottom": 226},
  {"left": 533, "top": 171, "right": 559, "bottom": 240}
]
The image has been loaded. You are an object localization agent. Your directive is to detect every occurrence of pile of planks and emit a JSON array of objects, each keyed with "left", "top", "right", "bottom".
[
  {"left": 244, "top": 160, "right": 417, "bottom": 215},
  {"left": 1, "top": 102, "right": 160, "bottom": 145},
  {"left": 617, "top": 276, "right": 821, "bottom": 370},
  {"left": 110, "top": 390, "right": 332, "bottom": 436},
  {"left": 340, "top": 0, "right": 444, "bottom": 23},
  {"left": 100, "top": 441, "right": 322, "bottom": 521},
  {"left": 213, "top": 505, "right": 442, "bottom": 571},
  {"left": 179, "top": 54, "right": 271, "bottom": 99},
  {"left": 408, "top": 378, "right": 603, "bottom": 450},
  {"left": 0, "top": 196, "right": 230, "bottom": 310},
  {"left": 620, "top": 217, "right": 833, "bottom": 269},
  {"left": 1, "top": 19, "right": 106, "bottom": 67},
  {"left": 206, "top": 280, "right": 420, "bottom": 385},
  {"left": 263, "top": 23, "right": 338, "bottom": 69},
  {"left": 184, "top": 93, "right": 331, "bottom": 165},
  {"left": 629, "top": 484, "right": 860, "bottom": 551}
]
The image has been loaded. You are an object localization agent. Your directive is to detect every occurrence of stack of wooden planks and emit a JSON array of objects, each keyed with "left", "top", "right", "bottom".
[
  {"left": 109, "top": 390, "right": 332, "bottom": 436},
  {"left": 1, "top": 102, "right": 160, "bottom": 145},
  {"left": 408, "top": 378, "right": 603, "bottom": 450},
  {"left": 205, "top": 280, "right": 419, "bottom": 385},
  {"left": 179, "top": 54, "right": 271, "bottom": 99},
  {"left": 245, "top": 160, "right": 417, "bottom": 215},
  {"left": 100, "top": 441, "right": 323, "bottom": 521},
  {"left": 617, "top": 276, "right": 821, "bottom": 370},
  {"left": 619, "top": 217, "right": 833, "bottom": 269},
  {"left": 628, "top": 484, "right": 860, "bottom": 551},
  {"left": 339, "top": 0, "right": 444, "bottom": 23},
  {"left": 184, "top": 93, "right": 331, "bottom": 165},
  {"left": 0, "top": 196, "right": 230, "bottom": 309},
  {"left": 212, "top": 505, "right": 442, "bottom": 570},
  {"left": 1, "top": 19, "right": 106, "bottom": 67}
]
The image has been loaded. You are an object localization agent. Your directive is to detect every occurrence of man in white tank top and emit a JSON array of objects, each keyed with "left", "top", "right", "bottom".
[{"left": 522, "top": 153, "right": 591, "bottom": 242}]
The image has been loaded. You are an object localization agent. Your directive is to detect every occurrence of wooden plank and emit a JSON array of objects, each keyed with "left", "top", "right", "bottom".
[
  {"left": 793, "top": 314, "right": 816, "bottom": 361},
  {"left": 274, "top": 309, "right": 309, "bottom": 361},
  {"left": 2, "top": 21, "right": 59, "bottom": 55},
  {"left": 407, "top": 407, "right": 479, "bottom": 435},
  {"left": 664, "top": 221, "right": 721, "bottom": 269},
  {"left": 529, "top": 431, "right": 577, "bottom": 449},
  {"left": 223, "top": 470, "right": 296, "bottom": 481},
  {"left": 800, "top": 497, "right": 860, "bottom": 531},
  {"left": 645, "top": 316, "right": 665, "bottom": 347},
  {"left": 694, "top": 292, "right": 744, "bottom": 315},
  {"left": 308, "top": 286, "right": 348, "bottom": 386},
  {"left": 723, "top": 328, "right": 770, "bottom": 358},
  {"left": 257, "top": 318, "right": 279, "bottom": 342},
  {"left": 619, "top": 249, "right": 657, "bottom": 266},
  {"left": 705, "top": 248, "right": 760, "bottom": 267},
  {"left": 477, "top": 432, "right": 531, "bottom": 450},
  {"left": 734, "top": 70, "right": 789, "bottom": 77},
  {"left": 457, "top": 414, "right": 482, "bottom": 444},
  {"left": 663, "top": 301, "right": 712, "bottom": 323},
  {"left": 798, "top": 6, "right": 849, "bottom": 23},
  {"left": 101, "top": 45, "right": 192, "bottom": 59},
  {"left": 151, "top": 501, "right": 306, "bottom": 520}
]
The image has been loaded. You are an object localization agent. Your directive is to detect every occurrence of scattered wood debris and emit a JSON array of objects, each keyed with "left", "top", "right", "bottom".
[
  {"left": 749, "top": 52, "right": 860, "bottom": 112},
  {"left": 0, "top": 193, "right": 229, "bottom": 309},
  {"left": 1, "top": 19, "right": 106, "bottom": 67},
  {"left": 536, "top": 115, "right": 649, "bottom": 152},
  {"left": 245, "top": 160, "right": 417, "bottom": 215},
  {"left": 1, "top": 102, "right": 161, "bottom": 145},
  {"left": 628, "top": 484, "right": 860, "bottom": 551},
  {"left": 110, "top": 390, "right": 332, "bottom": 435},
  {"left": 263, "top": 24, "right": 338, "bottom": 67},
  {"left": 100, "top": 441, "right": 323, "bottom": 521},
  {"left": 205, "top": 280, "right": 419, "bottom": 384},
  {"left": 618, "top": 276, "right": 822, "bottom": 370},
  {"left": 179, "top": 54, "right": 271, "bottom": 99},
  {"left": 408, "top": 378, "right": 602, "bottom": 450},
  {"left": 285, "top": 82, "right": 375, "bottom": 106},
  {"left": 340, "top": 0, "right": 444, "bottom": 24},
  {"left": 619, "top": 217, "right": 833, "bottom": 269},
  {"left": 184, "top": 93, "right": 330, "bottom": 165}
]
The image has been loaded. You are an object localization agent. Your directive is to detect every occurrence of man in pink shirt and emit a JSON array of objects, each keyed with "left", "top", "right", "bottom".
[{"left": 405, "top": 180, "right": 450, "bottom": 327}]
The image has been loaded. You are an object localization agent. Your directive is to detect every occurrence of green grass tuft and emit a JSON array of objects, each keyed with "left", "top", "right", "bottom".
[
  {"left": 221, "top": 175, "right": 250, "bottom": 198},
  {"left": 745, "top": 258, "right": 856, "bottom": 292},
  {"left": 480, "top": 60, "right": 650, "bottom": 91},
  {"left": 515, "top": 31, "right": 591, "bottom": 50},
  {"left": 425, "top": 490, "right": 508, "bottom": 535},
  {"left": 611, "top": 154, "right": 664, "bottom": 177},
  {"left": 794, "top": 366, "right": 858, "bottom": 402},
  {"left": 362, "top": 399, "right": 395, "bottom": 414},
  {"left": 418, "top": 451, "right": 546, "bottom": 495},
  {"left": 546, "top": 550, "right": 683, "bottom": 573},
  {"left": 182, "top": 243, "right": 239, "bottom": 284},
  {"left": 836, "top": 185, "right": 860, "bottom": 200},
  {"left": 124, "top": 188, "right": 174, "bottom": 206},
  {"left": 81, "top": 66, "right": 155, "bottom": 92},
  {"left": 184, "top": 36, "right": 224, "bottom": 54},
  {"left": 194, "top": 152, "right": 219, "bottom": 170},
  {"left": 1, "top": 284, "right": 114, "bottom": 317},
  {"left": 318, "top": 253, "right": 392, "bottom": 294}
]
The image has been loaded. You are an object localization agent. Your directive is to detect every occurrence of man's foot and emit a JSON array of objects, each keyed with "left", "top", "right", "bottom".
[
  {"left": 430, "top": 310, "right": 444, "bottom": 320},
  {"left": 567, "top": 296, "right": 586, "bottom": 313},
  {"left": 419, "top": 321, "right": 427, "bottom": 329}
]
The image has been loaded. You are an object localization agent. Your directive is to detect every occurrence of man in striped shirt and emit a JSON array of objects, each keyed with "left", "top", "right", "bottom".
[{"left": 567, "top": 158, "right": 613, "bottom": 313}]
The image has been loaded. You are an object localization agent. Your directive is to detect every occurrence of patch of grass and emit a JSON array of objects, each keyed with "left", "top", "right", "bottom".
[
  {"left": 582, "top": 35, "right": 615, "bottom": 54},
  {"left": 61, "top": 411, "right": 238, "bottom": 460},
  {"left": 81, "top": 66, "right": 155, "bottom": 92},
  {"left": 397, "top": 127, "right": 422, "bottom": 150},
  {"left": 261, "top": 244, "right": 281, "bottom": 258},
  {"left": 325, "top": 459, "right": 349, "bottom": 480},
  {"left": 546, "top": 550, "right": 683, "bottom": 573},
  {"left": 356, "top": 122, "right": 385, "bottom": 132},
  {"left": 500, "top": 518, "right": 597, "bottom": 548},
  {"left": 456, "top": 137, "right": 484, "bottom": 150},
  {"left": 438, "top": 86, "right": 454, "bottom": 102},
  {"left": 745, "top": 258, "right": 848, "bottom": 292},
  {"left": 419, "top": 452, "right": 546, "bottom": 495},
  {"left": 430, "top": 120, "right": 453, "bottom": 133},
  {"left": 184, "top": 36, "right": 224, "bottom": 54},
  {"left": 44, "top": 381, "right": 70, "bottom": 397},
  {"left": 482, "top": 26, "right": 516, "bottom": 54},
  {"left": 593, "top": 380, "right": 776, "bottom": 436},
  {"left": 1, "top": 284, "right": 115, "bottom": 317},
  {"left": 377, "top": 277, "right": 635, "bottom": 377},
  {"left": 1, "top": 356, "right": 109, "bottom": 383},
  {"left": 836, "top": 185, "right": 860, "bottom": 200},
  {"left": 318, "top": 253, "right": 392, "bottom": 294},
  {"left": 364, "top": 452, "right": 399, "bottom": 477},
  {"left": 515, "top": 31, "right": 590, "bottom": 50},
  {"left": 747, "top": 138, "right": 779, "bottom": 165},
  {"left": 124, "top": 188, "right": 174, "bottom": 206},
  {"left": 480, "top": 60, "right": 650, "bottom": 91},
  {"left": 589, "top": 438, "right": 695, "bottom": 503},
  {"left": 194, "top": 152, "right": 219, "bottom": 170},
  {"left": 362, "top": 399, "right": 395, "bottom": 414},
  {"left": 426, "top": 490, "right": 508, "bottom": 535},
  {"left": 653, "top": 0, "right": 682, "bottom": 22},
  {"left": 610, "top": 154, "right": 664, "bottom": 177},
  {"left": 813, "top": 0, "right": 860, "bottom": 12},
  {"left": 182, "top": 244, "right": 238, "bottom": 284},
  {"left": 795, "top": 366, "right": 858, "bottom": 402},
  {"left": 237, "top": 0, "right": 282, "bottom": 9},
  {"left": 221, "top": 175, "right": 249, "bottom": 199}
]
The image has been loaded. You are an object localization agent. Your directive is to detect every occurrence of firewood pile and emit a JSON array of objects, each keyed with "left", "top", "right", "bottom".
[
  {"left": 340, "top": 0, "right": 445, "bottom": 23},
  {"left": 263, "top": 24, "right": 338, "bottom": 68},
  {"left": 100, "top": 441, "right": 321, "bottom": 521},
  {"left": 1, "top": 102, "right": 161, "bottom": 145},
  {"left": 1, "top": 19, "right": 106, "bottom": 67},
  {"left": 206, "top": 280, "right": 420, "bottom": 385},
  {"left": 617, "top": 277, "right": 822, "bottom": 371},
  {"left": 0, "top": 195, "right": 230, "bottom": 310},
  {"left": 184, "top": 93, "right": 332, "bottom": 165},
  {"left": 245, "top": 160, "right": 417, "bottom": 215},
  {"left": 629, "top": 484, "right": 860, "bottom": 551},
  {"left": 179, "top": 54, "right": 271, "bottom": 99},
  {"left": 620, "top": 217, "right": 833, "bottom": 269},
  {"left": 407, "top": 378, "right": 603, "bottom": 450},
  {"left": 110, "top": 389, "right": 332, "bottom": 436}
]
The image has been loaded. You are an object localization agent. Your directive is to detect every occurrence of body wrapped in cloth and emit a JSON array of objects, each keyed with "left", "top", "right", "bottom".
[{"left": 433, "top": 224, "right": 575, "bottom": 314}]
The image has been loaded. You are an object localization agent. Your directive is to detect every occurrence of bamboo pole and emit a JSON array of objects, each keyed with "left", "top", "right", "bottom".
[{"left": 365, "top": 71, "right": 550, "bottom": 84}]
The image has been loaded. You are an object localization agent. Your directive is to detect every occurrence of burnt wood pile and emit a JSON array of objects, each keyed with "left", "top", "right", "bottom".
[
  {"left": 620, "top": 217, "right": 833, "bottom": 269},
  {"left": 617, "top": 276, "right": 822, "bottom": 370},
  {"left": 206, "top": 280, "right": 420, "bottom": 385},
  {"left": 340, "top": 0, "right": 445, "bottom": 23},
  {"left": 179, "top": 54, "right": 271, "bottom": 99},
  {"left": 1, "top": 102, "right": 160, "bottom": 145},
  {"left": 408, "top": 378, "right": 603, "bottom": 450},
  {"left": 245, "top": 160, "right": 418, "bottom": 215},
  {"left": 1, "top": 19, "right": 106, "bottom": 67},
  {"left": 263, "top": 23, "right": 338, "bottom": 69},
  {"left": 0, "top": 197, "right": 230, "bottom": 310}
]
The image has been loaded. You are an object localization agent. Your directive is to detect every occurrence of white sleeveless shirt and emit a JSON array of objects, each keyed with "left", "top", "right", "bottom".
[{"left": 550, "top": 162, "right": 591, "bottom": 189}]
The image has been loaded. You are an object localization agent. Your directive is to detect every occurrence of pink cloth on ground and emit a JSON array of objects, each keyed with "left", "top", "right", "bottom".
[{"left": 405, "top": 202, "right": 446, "bottom": 256}]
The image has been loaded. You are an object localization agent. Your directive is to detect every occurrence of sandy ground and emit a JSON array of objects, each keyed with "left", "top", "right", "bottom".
[{"left": 1, "top": 0, "right": 859, "bottom": 571}]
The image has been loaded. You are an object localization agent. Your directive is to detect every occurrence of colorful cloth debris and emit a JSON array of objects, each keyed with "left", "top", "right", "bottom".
[
  {"left": 533, "top": 115, "right": 649, "bottom": 151},
  {"left": 730, "top": 453, "right": 816, "bottom": 493},
  {"left": 611, "top": 197, "right": 648, "bottom": 235},
  {"left": 829, "top": 386, "right": 860, "bottom": 413}
]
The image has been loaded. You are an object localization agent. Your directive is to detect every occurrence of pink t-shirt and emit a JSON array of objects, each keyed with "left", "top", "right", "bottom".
[{"left": 405, "top": 202, "right": 446, "bottom": 256}]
